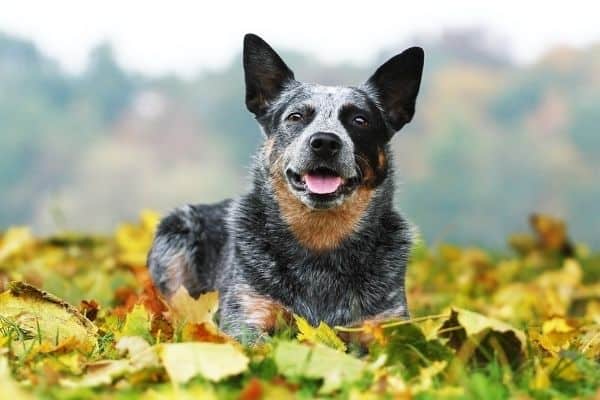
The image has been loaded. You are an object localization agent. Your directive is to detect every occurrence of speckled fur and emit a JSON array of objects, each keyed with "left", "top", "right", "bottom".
[{"left": 148, "top": 34, "right": 424, "bottom": 343}]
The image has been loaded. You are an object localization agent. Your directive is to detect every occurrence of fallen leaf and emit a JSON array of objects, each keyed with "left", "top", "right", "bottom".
[
  {"left": 0, "top": 227, "right": 34, "bottom": 263},
  {"left": 239, "top": 377, "right": 263, "bottom": 400},
  {"left": 538, "top": 317, "right": 578, "bottom": 353},
  {"left": 0, "top": 281, "right": 97, "bottom": 354},
  {"left": 182, "top": 322, "right": 229, "bottom": 343},
  {"left": 116, "top": 336, "right": 160, "bottom": 371},
  {"left": 0, "top": 356, "right": 34, "bottom": 398},
  {"left": 115, "top": 210, "right": 160, "bottom": 266},
  {"left": 295, "top": 315, "right": 346, "bottom": 351},
  {"left": 60, "top": 359, "right": 131, "bottom": 388},
  {"left": 167, "top": 287, "right": 219, "bottom": 327},
  {"left": 274, "top": 341, "right": 366, "bottom": 394},
  {"left": 120, "top": 304, "right": 154, "bottom": 344},
  {"left": 438, "top": 308, "right": 526, "bottom": 365},
  {"left": 159, "top": 342, "right": 249, "bottom": 383}
]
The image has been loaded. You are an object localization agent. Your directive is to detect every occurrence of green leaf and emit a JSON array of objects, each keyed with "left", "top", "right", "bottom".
[
  {"left": 120, "top": 304, "right": 153, "bottom": 343},
  {"left": 274, "top": 341, "right": 366, "bottom": 394}
]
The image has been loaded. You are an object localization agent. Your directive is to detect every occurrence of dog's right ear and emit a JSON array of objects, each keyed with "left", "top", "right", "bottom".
[{"left": 243, "top": 34, "right": 295, "bottom": 117}]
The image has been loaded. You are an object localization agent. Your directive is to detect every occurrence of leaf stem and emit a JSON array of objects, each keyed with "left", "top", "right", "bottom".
[{"left": 334, "top": 313, "right": 450, "bottom": 332}]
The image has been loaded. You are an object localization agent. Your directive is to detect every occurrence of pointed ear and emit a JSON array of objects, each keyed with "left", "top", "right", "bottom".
[
  {"left": 365, "top": 47, "right": 424, "bottom": 132},
  {"left": 243, "top": 34, "right": 295, "bottom": 116}
]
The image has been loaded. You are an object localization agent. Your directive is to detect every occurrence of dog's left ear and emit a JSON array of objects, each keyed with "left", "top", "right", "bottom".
[
  {"left": 243, "top": 33, "right": 295, "bottom": 117},
  {"left": 365, "top": 47, "right": 424, "bottom": 133}
]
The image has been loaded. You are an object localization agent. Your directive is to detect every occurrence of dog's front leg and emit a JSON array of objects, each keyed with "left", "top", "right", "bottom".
[{"left": 219, "top": 284, "right": 291, "bottom": 344}]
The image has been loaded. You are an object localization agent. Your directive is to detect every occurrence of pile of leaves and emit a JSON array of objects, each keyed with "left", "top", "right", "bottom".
[{"left": 1, "top": 211, "right": 599, "bottom": 399}]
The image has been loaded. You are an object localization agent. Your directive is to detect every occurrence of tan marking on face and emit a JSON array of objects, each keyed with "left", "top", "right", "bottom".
[
  {"left": 264, "top": 137, "right": 275, "bottom": 160},
  {"left": 238, "top": 289, "right": 292, "bottom": 332},
  {"left": 271, "top": 162, "right": 374, "bottom": 252}
]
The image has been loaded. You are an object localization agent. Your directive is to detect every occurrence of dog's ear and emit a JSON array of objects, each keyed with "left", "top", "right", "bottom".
[
  {"left": 365, "top": 47, "right": 424, "bottom": 133},
  {"left": 243, "top": 34, "right": 295, "bottom": 116}
]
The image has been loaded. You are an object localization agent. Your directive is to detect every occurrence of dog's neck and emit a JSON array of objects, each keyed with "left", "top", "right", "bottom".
[{"left": 270, "top": 170, "right": 375, "bottom": 252}]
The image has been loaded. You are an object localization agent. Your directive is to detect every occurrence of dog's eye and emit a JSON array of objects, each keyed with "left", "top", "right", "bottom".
[
  {"left": 352, "top": 116, "right": 368, "bottom": 127},
  {"left": 286, "top": 112, "right": 303, "bottom": 122}
]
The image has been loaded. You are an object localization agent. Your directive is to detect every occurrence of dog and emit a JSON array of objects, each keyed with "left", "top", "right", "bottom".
[{"left": 148, "top": 34, "right": 424, "bottom": 343}]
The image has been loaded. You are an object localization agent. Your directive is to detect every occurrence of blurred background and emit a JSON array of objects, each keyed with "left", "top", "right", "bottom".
[{"left": 0, "top": 1, "right": 598, "bottom": 248}]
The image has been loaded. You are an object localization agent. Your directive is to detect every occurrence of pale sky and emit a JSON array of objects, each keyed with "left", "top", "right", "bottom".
[{"left": 1, "top": 0, "right": 599, "bottom": 76}]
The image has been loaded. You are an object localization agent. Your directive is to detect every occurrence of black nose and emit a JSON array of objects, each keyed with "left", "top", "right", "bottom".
[{"left": 309, "top": 132, "right": 342, "bottom": 158}]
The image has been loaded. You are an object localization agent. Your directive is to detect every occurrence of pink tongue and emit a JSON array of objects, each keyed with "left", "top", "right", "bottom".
[{"left": 304, "top": 174, "right": 342, "bottom": 194}]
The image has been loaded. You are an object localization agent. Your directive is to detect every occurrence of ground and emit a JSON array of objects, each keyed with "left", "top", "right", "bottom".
[{"left": 0, "top": 211, "right": 599, "bottom": 399}]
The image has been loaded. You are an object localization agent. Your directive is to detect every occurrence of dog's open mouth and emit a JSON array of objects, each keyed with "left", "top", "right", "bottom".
[{"left": 286, "top": 167, "right": 358, "bottom": 196}]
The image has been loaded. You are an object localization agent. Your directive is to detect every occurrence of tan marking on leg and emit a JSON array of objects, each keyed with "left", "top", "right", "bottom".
[
  {"left": 238, "top": 288, "right": 292, "bottom": 332},
  {"left": 271, "top": 164, "right": 374, "bottom": 252}
]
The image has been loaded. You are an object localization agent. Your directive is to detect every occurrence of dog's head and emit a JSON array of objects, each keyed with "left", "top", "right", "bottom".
[{"left": 243, "top": 34, "right": 423, "bottom": 210}]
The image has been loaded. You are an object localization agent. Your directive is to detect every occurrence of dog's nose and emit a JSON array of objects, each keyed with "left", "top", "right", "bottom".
[{"left": 309, "top": 132, "right": 342, "bottom": 158}]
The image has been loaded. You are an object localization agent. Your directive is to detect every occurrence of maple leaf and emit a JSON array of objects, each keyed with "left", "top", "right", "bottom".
[
  {"left": 537, "top": 317, "right": 578, "bottom": 353},
  {"left": 167, "top": 286, "right": 219, "bottom": 327},
  {"left": 294, "top": 315, "right": 346, "bottom": 351}
]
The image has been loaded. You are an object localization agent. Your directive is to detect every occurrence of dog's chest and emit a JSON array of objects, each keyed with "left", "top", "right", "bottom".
[{"left": 263, "top": 256, "right": 396, "bottom": 326}]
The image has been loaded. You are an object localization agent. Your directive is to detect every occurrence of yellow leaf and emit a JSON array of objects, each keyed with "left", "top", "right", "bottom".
[
  {"left": 295, "top": 315, "right": 346, "bottom": 351},
  {"left": 144, "top": 385, "right": 217, "bottom": 400},
  {"left": 0, "top": 356, "right": 34, "bottom": 399},
  {"left": 168, "top": 287, "right": 219, "bottom": 327},
  {"left": 115, "top": 336, "right": 160, "bottom": 371},
  {"left": 120, "top": 304, "right": 153, "bottom": 343},
  {"left": 452, "top": 307, "right": 527, "bottom": 350},
  {"left": 412, "top": 360, "right": 447, "bottom": 393},
  {"left": 159, "top": 342, "right": 249, "bottom": 383},
  {"left": 0, "top": 227, "right": 34, "bottom": 262},
  {"left": 60, "top": 336, "right": 160, "bottom": 388},
  {"left": 532, "top": 358, "right": 550, "bottom": 390},
  {"left": 538, "top": 317, "right": 578, "bottom": 353},
  {"left": 0, "top": 282, "right": 97, "bottom": 354},
  {"left": 115, "top": 210, "right": 160, "bottom": 266},
  {"left": 60, "top": 360, "right": 131, "bottom": 388}
]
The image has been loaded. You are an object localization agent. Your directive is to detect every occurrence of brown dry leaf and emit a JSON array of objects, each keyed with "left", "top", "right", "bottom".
[
  {"left": 167, "top": 287, "right": 219, "bottom": 327},
  {"left": 79, "top": 299, "right": 100, "bottom": 322},
  {"left": 182, "top": 322, "right": 230, "bottom": 343},
  {"left": 530, "top": 214, "right": 573, "bottom": 255}
]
